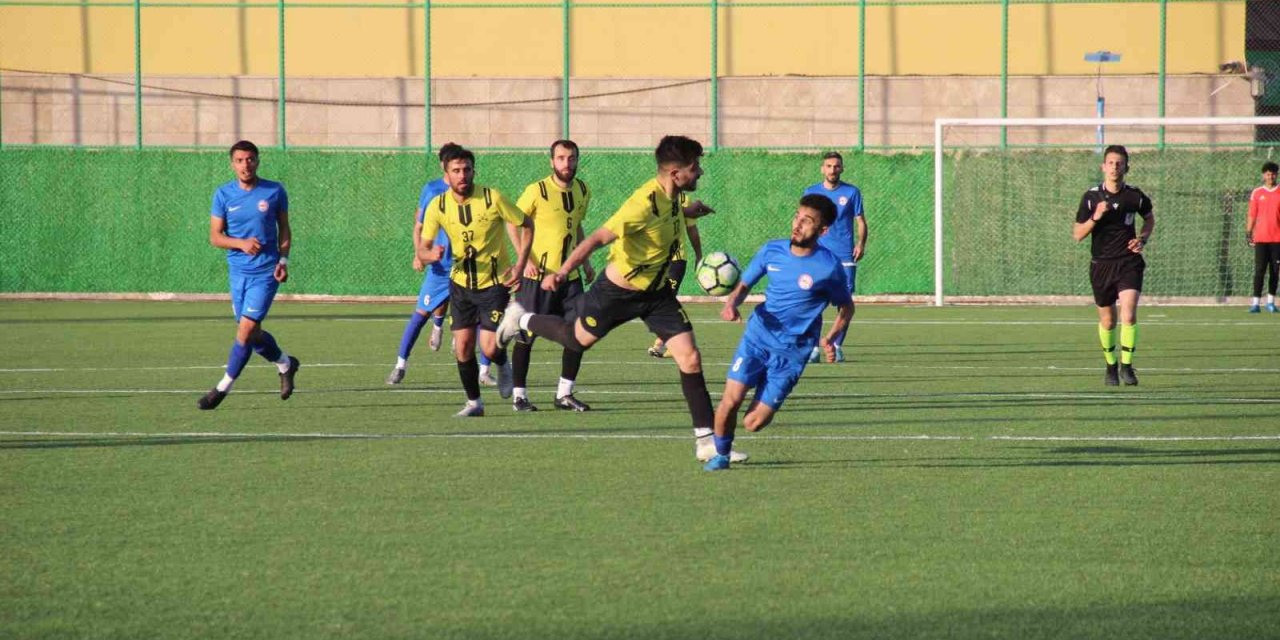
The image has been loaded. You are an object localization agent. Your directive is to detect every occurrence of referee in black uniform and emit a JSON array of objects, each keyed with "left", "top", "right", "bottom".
[{"left": 1073, "top": 145, "right": 1156, "bottom": 386}]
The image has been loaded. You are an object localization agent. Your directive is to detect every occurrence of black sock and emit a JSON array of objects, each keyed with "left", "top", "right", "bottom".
[
  {"left": 561, "top": 347, "right": 583, "bottom": 382},
  {"left": 528, "top": 315, "right": 585, "bottom": 352},
  {"left": 489, "top": 347, "right": 507, "bottom": 367},
  {"left": 513, "top": 342, "right": 533, "bottom": 388},
  {"left": 680, "top": 370, "right": 714, "bottom": 429},
  {"left": 457, "top": 359, "right": 481, "bottom": 401}
]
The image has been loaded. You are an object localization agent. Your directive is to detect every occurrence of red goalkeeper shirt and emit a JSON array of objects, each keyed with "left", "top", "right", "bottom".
[{"left": 1248, "top": 186, "right": 1280, "bottom": 243}]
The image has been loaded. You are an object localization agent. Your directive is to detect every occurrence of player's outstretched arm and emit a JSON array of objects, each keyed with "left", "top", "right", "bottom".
[
  {"left": 682, "top": 200, "right": 715, "bottom": 219},
  {"left": 720, "top": 282, "right": 750, "bottom": 322},
  {"left": 854, "top": 215, "right": 868, "bottom": 260},
  {"left": 687, "top": 224, "right": 704, "bottom": 266},
  {"left": 545, "top": 227, "right": 615, "bottom": 291},
  {"left": 821, "top": 302, "right": 854, "bottom": 362}
]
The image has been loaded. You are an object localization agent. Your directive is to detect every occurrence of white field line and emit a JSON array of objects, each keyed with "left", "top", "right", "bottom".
[
  {"left": 2, "top": 430, "right": 1279, "bottom": 443},
  {"left": 1, "top": 388, "right": 1278, "bottom": 404},
  {"left": 3, "top": 361, "right": 1279, "bottom": 375}
]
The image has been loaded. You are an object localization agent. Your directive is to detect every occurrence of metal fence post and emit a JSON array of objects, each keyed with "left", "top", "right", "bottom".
[
  {"left": 858, "top": 0, "right": 866, "bottom": 152},
  {"left": 134, "top": 0, "right": 143, "bottom": 149},
  {"left": 562, "top": 0, "right": 571, "bottom": 138},
  {"left": 425, "top": 0, "right": 432, "bottom": 157},
  {"left": 1000, "top": 0, "right": 1008, "bottom": 149},
  {"left": 710, "top": 0, "right": 719, "bottom": 151},
  {"left": 1158, "top": 0, "right": 1167, "bottom": 149},
  {"left": 278, "top": 0, "right": 286, "bottom": 149}
]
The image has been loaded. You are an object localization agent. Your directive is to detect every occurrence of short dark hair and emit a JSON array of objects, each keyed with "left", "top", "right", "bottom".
[
  {"left": 437, "top": 142, "right": 463, "bottom": 164},
  {"left": 654, "top": 135, "right": 703, "bottom": 167},
  {"left": 1263, "top": 161, "right": 1279, "bottom": 174},
  {"left": 550, "top": 139, "right": 579, "bottom": 157},
  {"left": 821, "top": 151, "right": 843, "bottom": 163},
  {"left": 799, "top": 194, "right": 837, "bottom": 228},
  {"left": 1103, "top": 145, "right": 1129, "bottom": 163},
  {"left": 440, "top": 144, "right": 475, "bottom": 168},
  {"left": 229, "top": 140, "right": 259, "bottom": 157}
]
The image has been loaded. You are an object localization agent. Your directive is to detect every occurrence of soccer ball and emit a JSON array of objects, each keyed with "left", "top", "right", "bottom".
[{"left": 695, "top": 251, "right": 741, "bottom": 296}]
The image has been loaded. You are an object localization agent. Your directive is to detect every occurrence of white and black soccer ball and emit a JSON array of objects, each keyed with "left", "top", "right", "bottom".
[{"left": 695, "top": 251, "right": 742, "bottom": 296}]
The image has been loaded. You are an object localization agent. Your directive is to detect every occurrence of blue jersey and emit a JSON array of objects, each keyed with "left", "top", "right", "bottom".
[
  {"left": 804, "top": 181, "right": 863, "bottom": 263},
  {"left": 211, "top": 178, "right": 289, "bottom": 276},
  {"left": 740, "top": 240, "right": 851, "bottom": 357},
  {"left": 416, "top": 178, "right": 452, "bottom": 275}
]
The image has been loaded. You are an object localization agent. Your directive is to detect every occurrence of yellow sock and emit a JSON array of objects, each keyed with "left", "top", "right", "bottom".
[
  {"left": 1120, "top": 324, "right": 1137, "bottom": 365},
  {"left": 1098, "top": 324, "right": 1117, "bottom": 365}
]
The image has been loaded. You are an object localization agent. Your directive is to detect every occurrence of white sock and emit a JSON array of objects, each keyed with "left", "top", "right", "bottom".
[
  {"left": 466, "top": 398, "right": 483, "bottom": 409},
  {"left": 518, "top": 313, "right": 533, "bottom": 331},
  {"left": 557, "top": 377, "right": 575, "bottom": 399},
  {"left": 694, "top": 427, "right": 713, "bottom": 441},
  {"left": 513, "top": 387, "right": 527, "bottom": 400},
  {"left": 479, "top": 364, "right": 490, "bottom": 376},
  {"left": 396, "top": 356, "right": 408, "bottom": 370},
  {"left": 216, "top": 374, "right": 235, "bottom": 392},
  {"left": 275, "top": 352, "right": 292, "bottom": 374},
  {"left": 1254, "top": 297, "right": 1262, "bottom": 306},
  {"left": 1269, "top": 294, "right": 1276, "bottom": 305}
]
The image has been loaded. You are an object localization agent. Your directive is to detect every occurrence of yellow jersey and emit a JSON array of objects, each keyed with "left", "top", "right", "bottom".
[
  {"left": 602, "top": 178, "right": 687, "bottom": 292},
  {"left": 515, "top": 176, "right": 591, "bottom": 281},
  {"left": 421, "top": 186, "right": 527, "bottom": 289}
]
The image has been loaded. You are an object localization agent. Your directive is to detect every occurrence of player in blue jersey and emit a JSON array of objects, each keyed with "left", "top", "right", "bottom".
[
  {"left": 703, "top": 194, "right": 854, "bottom": 470},
  {"left": 197, "top": 140, "right": 300, "bottom": 410},
  {"left": 386, "top": 143, "right": 498, "bottom": 386},
  {"left": 803, "top": 151, "right": 866, "bottom": 363}
]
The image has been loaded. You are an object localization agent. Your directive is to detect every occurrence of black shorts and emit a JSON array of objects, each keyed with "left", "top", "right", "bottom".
[
  {"left": 449, "top": 282, "right": 510, "bottom": 331},
  {"left": 665, "top": 259, "right": 689, "bottom": 293},
  {"left": 577, "top": 277, "right": 694, "bottom": 341},
  {"left": 1089, "top": 255, "right": 1145, "bottom": 307},
  {"left": 1255, "top": 243, "right": 1280, "bottom": 268},
  {"left": 517, "top": 276, "right": 585, "bottom": 319}
]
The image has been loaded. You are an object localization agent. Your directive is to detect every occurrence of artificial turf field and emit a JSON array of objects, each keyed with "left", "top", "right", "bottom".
[{"left": 1, "top": 300, "right": 1278, "bottom": 639}]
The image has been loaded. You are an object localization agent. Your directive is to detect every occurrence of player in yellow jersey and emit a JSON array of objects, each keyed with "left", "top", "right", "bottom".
[
  {"left": 419, "top": 145, "right": 534, "bottom": 417},
  {"left": 497, "top": 136, "right": 746, "bottom": 463},
  {"left": 509, "top": 140, "right": 596, "bottom": 412},
  {"left": 647, "top": 193, "right": 705, "bottom": 359}
]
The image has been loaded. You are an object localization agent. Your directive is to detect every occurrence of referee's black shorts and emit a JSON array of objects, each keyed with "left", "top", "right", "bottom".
[
  {"left": 1089, "top": 254, "right": 1145, "bottom": 307},
  {"left": 449, "top": 282, "right": 510, "bottom": 331},
  {"left": 577, "top": 277, "right": 694, "bottom": 341}
]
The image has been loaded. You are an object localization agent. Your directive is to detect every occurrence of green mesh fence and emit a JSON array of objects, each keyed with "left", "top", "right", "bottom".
[
  {"left": 944, "top": 148, "right": 1268, "bottom": 299},
  {"left": 0, "top": 148, "right": 935, "bottom": 297}
]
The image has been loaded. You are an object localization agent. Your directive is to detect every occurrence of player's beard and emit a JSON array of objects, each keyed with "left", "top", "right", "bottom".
[
  {"left": 791, "top": 235, "right": 818, "bottom": 250},
  {"left": 554, "top": 168, "right": 576, "bottom": 185}
]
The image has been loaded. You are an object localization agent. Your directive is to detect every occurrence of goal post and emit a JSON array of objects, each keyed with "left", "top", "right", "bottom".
[{"left": 932, "top": 116, "right": 1280, "bottom": 306}]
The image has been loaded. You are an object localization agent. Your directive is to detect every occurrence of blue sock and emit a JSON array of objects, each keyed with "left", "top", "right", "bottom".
[
  {"left": 479, "top": 351, "right": 491, "bottom": 367},
  {"left": 226, "top": 340, "right": 253, "bottom": 379},
  {"left": 398, "top": 312, "right": 430, "bottom": 360},
  {"left": 253, "top": 330, "right": 283, "bottom": 362},
  {"left": 714, "top": 434, "right": 734, "bottom": 457}
]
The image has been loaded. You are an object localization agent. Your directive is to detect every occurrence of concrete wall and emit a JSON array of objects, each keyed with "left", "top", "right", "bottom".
[{"left": 0, "top": 73, "right": 1255, "bottom": 149}]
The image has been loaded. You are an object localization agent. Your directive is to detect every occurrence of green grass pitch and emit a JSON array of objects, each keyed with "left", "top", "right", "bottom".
[{"left": 2, "top": 300, "right": 1278, "bottom": 639}]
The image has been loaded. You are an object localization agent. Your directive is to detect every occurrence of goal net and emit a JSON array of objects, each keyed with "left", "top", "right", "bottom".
[{"left": 933, "top": 117, "right": 1280, "bottom": 305}]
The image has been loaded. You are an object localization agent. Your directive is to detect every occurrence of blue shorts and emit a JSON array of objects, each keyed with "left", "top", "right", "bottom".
[
  {"left": 230, "top": 271, "right": 280, "bottom": 323},
  {"left": 726, "top": 335, "right": 810, "bottom": 411},
  {"left": 415, "top": 272, "right": 452, "bottom": 314},
  {"left": 843, "top": 263, "right": 857, "bottom": 295}
]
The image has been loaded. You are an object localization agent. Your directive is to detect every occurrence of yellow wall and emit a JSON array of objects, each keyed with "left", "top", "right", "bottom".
[{"left": 0, "top": 1, "right": 1243, "bottom": 77}]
